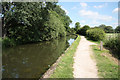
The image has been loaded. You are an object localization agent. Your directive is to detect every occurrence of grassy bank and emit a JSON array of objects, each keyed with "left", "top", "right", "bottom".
[
  {"left": 50, "top": 35, "right": 81, "bottom": 78},
  {"left": 91, "top": 45, "right": 118, "bottom": 78}
]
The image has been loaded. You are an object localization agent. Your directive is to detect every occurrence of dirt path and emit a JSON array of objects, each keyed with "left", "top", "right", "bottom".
[{"left": 73, "top": 36, "right": 98, "bottom": 78}]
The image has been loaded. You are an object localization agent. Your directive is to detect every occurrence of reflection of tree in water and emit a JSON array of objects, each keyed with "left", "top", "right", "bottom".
[
  {"left": 2, "top": 36, "right": 75, "bottom": 78},
  {"left": 66, "top": 35, "right": 77, "bottom": 47}
]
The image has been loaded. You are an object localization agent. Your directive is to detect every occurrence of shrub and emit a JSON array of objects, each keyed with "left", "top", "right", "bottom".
[
  {"left": 78, "top": 25, "right": 90, "bottom": 36},
  {"left": 86, "top": 28, "right": 105, "bottom": 41},
  {"left": 104, "top": 34, "right": 120, "bottom": 59},
  {"left": 2, "top": 37, "right": 16, "bottom": 48}
]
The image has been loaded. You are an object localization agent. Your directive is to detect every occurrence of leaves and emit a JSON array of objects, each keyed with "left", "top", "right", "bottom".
[{"left": 2, "top": 2, "right": 72, "bottom": 46}]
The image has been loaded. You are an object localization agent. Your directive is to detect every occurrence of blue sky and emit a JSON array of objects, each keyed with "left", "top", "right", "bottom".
[{"left": 57, "top": 2, "right": 118, "bottom": 29}]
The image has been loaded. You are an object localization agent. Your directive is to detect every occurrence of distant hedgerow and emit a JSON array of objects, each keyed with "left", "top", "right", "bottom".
[
  {"left": 104, "top": 34, "right": 120, "bottom": 59},
  {"left": 86, "top": 28, "right": 105, "bottom": 41}
]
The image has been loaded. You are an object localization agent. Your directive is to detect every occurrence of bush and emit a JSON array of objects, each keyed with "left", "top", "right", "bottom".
[
  {"left": 104, "top": 34, "right": 120, "bottom": 59},
  {"left": 2, "top": 37, "right": 16, "bottom": 48},
  {"left": 78, "top": 25, "right": 90, "bottom": 36},
  {"left": 86, "top": 28, "right": 105, "bottom": 41}
]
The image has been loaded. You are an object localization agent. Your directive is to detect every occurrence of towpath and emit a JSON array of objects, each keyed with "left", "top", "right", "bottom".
[{"left": 73, "top": 36, "right": 98, "bottom": 78}]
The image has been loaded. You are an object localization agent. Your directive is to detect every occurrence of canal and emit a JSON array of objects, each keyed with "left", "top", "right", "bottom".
[{"left": 2, "top": 35, "right": 77, "bottom": 78}]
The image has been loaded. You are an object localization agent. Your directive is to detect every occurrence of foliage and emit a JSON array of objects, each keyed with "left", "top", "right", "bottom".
[
  {"left": 98, "top": 24, "right": 114, "bottom": 33},
  {"left": 104, "top": 34, "right": 120, "bottom": 59},
  {"left": 98, "top": 24, "right": 106, "bottom": 29},
  {"left": 40, "top": 10, "right": 66, "bottom": 40},
  {"left": 53, "top": 5, "right": 72, "bottom": 33},
  {"left": 104, "top": 26, "right": 114, "bottom": 33},
  {"left": 70, "top": 28, "right": 76, "bottom": 34},
  {"left": 2, "top": 2, "right": 72, "bottom": 47},
  {"left": 78, "top": 25, "right": 90, "bottom": 36},
  {"left": 50, "top": 35, "right": 81, "bottom": 78},
  {"left": 66, "top": 28, "right": 76, "bottom": 35},
  {"left": 115, "top": 25, "right": 120, "bottom": 33},
  {"left": 74, "top": 22, "right": 80, "bottom": 33},
  {"left": 2, "top": 37, "right": 16, "bottom": 47},
  {"left": 86, "top": 28, "right": 105, "bottom": 41}
]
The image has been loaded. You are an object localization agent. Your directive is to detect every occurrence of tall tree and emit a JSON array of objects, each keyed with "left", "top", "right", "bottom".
[
  {"left": 78, "top": 25, "right": 90, "bottom": 36},
  {"left": 75, "top": 22, "right": 80, "bottom": 33},
  {"left": 53, "top": 5, "right": 72, "bottom": 32},
  {"left": 115, "top": 25, "right": 120, "bottom": 33},
  {"left": 2, "top": 2, "right": 72, "bottom": 45},
  {"left": 98, "top": 24, "right": 106, "bottom": 29},
  {"left": 40, "top": 10, "right": 66, "bottom": 40},
  {"left": 104, "top": 26, "right": 113, "bottom": 33},
  {"left": 98, "top": 24, "right": 113, "bottom": 33}
]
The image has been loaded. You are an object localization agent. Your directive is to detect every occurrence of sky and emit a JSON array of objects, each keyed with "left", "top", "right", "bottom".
[{"left": 58, "top": 2, "right": 119, "bottom": 29}]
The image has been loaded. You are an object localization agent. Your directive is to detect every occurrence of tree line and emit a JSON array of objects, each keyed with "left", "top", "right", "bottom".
[
  {"left": 2, "top": 2, "right": 72, "bottom": 47},
  {"left": 1, "top": 2, "right": 120, "bottom": 47},
  {"left": 72, "top": 22, "right": 120, "bottom": 35},
  {"left": 72, "top": 22, "right": 120, "bottom": 59}
]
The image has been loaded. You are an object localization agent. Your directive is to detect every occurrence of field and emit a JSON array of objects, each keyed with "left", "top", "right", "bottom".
[{"left": 105, "top": 33, "right": 119, "bottom": 39}]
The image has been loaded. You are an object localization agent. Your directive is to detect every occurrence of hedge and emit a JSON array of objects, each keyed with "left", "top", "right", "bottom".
[
  {"left": 86, "top": 28, "right": 105, "bottom": 41},
  {"left": 104, "top": 34, "right": 120, "bottom": 59}
]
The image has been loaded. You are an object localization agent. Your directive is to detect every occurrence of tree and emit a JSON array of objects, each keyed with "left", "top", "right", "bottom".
[
  {"left": 53, "top": 5, "right": 72, "bottom": 33},
  {"left": 40, "top": 10, "right": 66, "bottom": 40},
  {"left": 2, "top": 2, "right": 71, "bottom": 46},
  {"left": 70, "top": 27, "right": 76, "bottom": 34},
  {"left": 2, "top": 2, "right": 13, "bottom": 38},
  {"left": 78, "top": 25, "right": 90, "bottom": 36},
  {"left": 98, "top": 24, "right": 113, "bottom": 33},
  {"left": 115, "top": 26, "right": 120, "bottom": 33},
  {"left": 2, "top": 2, "right": 44, "bottom": 43},
  {"left": 104, "top": 26, "right": 113, "bottom": 33},
  {"left": 98, "top": 24, "right": 106, "bottom": 29},
  {"left": 75, "top": 22, "right": 80, "bottom": 33}
]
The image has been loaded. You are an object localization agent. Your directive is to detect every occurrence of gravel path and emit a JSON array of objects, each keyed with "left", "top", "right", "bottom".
[{"left": 73, "top": 36, "right": 98, "bottom": 78}]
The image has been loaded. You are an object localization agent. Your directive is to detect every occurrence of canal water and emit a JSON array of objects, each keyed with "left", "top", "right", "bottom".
[{"left": 2, "top": 35, "right": 77, "bottom": 78}]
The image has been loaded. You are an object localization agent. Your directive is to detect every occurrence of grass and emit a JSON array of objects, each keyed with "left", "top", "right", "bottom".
[
  {"left": 85, "top": 36, "right": 100, "bottom": 44},
  {"left": 91, "top": 45, "right": 118, "bottom": 78},
  {"left": 87, "top": 39, "right": 100, "bottom": 44},
  {"left": 50, "top": 35, "right": 81, "bottom": 78},
  {"left": 105, "top": 33, "right": 119, "bottom": 39},
  {"left": 106, "top": 33, "right": 119, "bottom": 35},
  {"left": 86, "top": 34, "right": 119, "bottom": 78}
]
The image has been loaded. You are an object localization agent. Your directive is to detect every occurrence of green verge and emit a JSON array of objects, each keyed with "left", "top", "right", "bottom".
[
  {"left": 91, "top": 45, "right": 118, "bottom": 78},
  {"left": 50, "top": 35, "right": 81, "bottom": 78}
]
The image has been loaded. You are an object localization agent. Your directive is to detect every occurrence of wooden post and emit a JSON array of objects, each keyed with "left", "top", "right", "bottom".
[{"left": 100, "top": 41, "right": 103, "bottom": 51}]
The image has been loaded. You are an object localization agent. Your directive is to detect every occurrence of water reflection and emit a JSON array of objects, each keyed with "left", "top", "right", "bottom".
[
  {"left": 68, "top": 39, "right": 75, "bottom": 45},
  {"left": 2, "top": 35, "right": 76, "bottom": 78}
]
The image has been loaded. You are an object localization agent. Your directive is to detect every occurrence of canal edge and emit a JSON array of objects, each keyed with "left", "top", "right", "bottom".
[{"left": 40, "top": 35, "right": 78, "bottom": 79}]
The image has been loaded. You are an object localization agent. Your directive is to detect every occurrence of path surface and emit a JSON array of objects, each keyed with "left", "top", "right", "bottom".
[{"left": 73, "top": 36, "right": 98, "bottom": 78}]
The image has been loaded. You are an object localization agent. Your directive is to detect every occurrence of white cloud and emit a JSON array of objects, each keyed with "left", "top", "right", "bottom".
[
  {"left": 80, "top": 2, "right": 87, "bottom": 7},
  {"left": 91, "top": 20, "right": 100, "bottom": 25},
  {"left": 112, "top": 8, "right": 119, "bottom": 13},
  {"left": 90, "top": 20, "right": 103, "bottom": 27},
  {"left": 94, "top": 5, "right": 103, "bottom": 8},
  {"left": 61, "top": 6, "right": 69, "bottom": 15},
  {"left": 80, "top": 20, "right": 85, "bottom": 23},
  {"left": 79, "top": 10, "right": 113, "bottom": 21},
  {"left": 93, "top": 3, "right": 107, "bottom": 9},
  {"left": 71, "top": 6, "right": 77, "bottom": 10}
]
